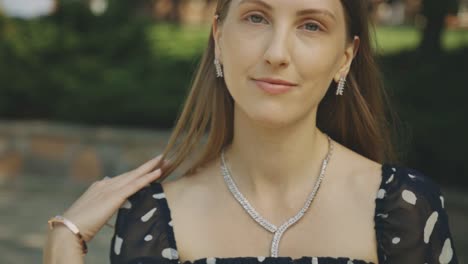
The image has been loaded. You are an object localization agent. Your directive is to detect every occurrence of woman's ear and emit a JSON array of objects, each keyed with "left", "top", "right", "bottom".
[
  {"left": 334, "top": 36, "right": 360, "bottom": 82},
  {"left": 351, "top": 35, "right": 360, "bottom": 58},
  {"left": 212, "top": 15, "right": 223, "bottom": 62}
]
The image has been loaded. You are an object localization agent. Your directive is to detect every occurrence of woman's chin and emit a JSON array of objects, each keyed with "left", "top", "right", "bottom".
[
  {"left": 245, "top": 110, "right": 296, "bottom": 129},
  {"left": 235, "top": 102, "right": 305, "bottom": 129}
]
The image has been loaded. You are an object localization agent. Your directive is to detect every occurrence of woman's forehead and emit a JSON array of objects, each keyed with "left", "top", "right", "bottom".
[
  {"left": 229, "top": 0, "right": 344, "bottom": 23},
  {"left": 232, "top": 0, "right": 342, "bottom": 15}
]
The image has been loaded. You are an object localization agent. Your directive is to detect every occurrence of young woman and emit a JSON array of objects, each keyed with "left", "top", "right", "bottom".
[{"left": 44, "top": 0, "right": 458, "bottom": 263}]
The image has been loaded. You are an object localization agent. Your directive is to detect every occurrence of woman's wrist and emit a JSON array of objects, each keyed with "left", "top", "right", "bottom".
[
  {"left": 48, "top": 215, "right": 88, "bottom": 255},
  {"left": 49, "top": 225, "right": 83, "bottom": 248},
  {"left": 44, "top": 226, "right": 85, "bottom": 264}
]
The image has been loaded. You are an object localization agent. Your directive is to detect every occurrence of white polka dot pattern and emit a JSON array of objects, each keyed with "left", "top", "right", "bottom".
[
  {"left": 424, "top": 211, "right": 439, "bottom": 243},
  {"left": 161, "top": 248, "right": 179, "bottom": 260},
  {"left": 121, "top": 200, "right": 132, "bottom": 209},
  {"left": 141, "top": 207, "right": 157, "bottom": 222},
  {"left": 312, "top": 257, "right": 318, "bottom": 264},
  {"left": 114, "top": 235, "right": 123, "bottom": 255},
  {"left": 385, "top": 174, "right": 394, "bottom": 184},
  {"left": 144, "top": 234, "right": 153, "bottom": 241},
  {"left": 377, "top": 189, "right": 386, "bottom": 199},
  {"left": 206, "top": 257, "right": 216, "bottom": 264},
  {"left": 439, "top": 238, "right": 454, "bottom": 263},
  {"left": 377, "top": 213, "right": 388, "bottom": 218},
  {"left": 372, "top": 165, "right": 459, "bottom": 263},
  {"left": 257, "top": 256, "right": 265, "bottom": 262},
  {"left": 402, "top": 190, "right": 417, "bottom": 205},
  {"left": 153, "top": 192, "right": 166, "bottom": 199}
]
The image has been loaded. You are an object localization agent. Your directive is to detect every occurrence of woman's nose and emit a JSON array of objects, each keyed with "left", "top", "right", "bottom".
[{"left": 263, "top": 28, "right": 291, "bottom": 68}]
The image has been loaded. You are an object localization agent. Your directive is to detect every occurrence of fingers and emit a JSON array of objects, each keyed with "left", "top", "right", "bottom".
[
  {"left": 116, "top": 154, "right": 165, "bottom": 182},
  {"left": 160, "top": 158, "right": 171, "bottom": 171},
  {"left": 133, "top": 154, "right": 164, "bottom": 175},
  {"left": 121, "top": 168, "right": 163, "bottom": 198},
  {"left": 101, "top": 154, "right": 169, "bottom": 193},
  {"left": 58, "top": 158, "right": 165, "bottom": 244}
]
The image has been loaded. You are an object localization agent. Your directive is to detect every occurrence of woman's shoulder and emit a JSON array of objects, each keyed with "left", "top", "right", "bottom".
[
  {"left": 377, "top": 163, "right": 445, "bottom": 206},
  {"left": 159, "top": 158, "right": 224, "bottom": 222},
  {"left": 375, "top": 163, "right": 449, "bottom": 232},
  {"left": 375, "top": 164, "right": 458, "bottom": 263},
  {"left": 335, "top": 140, "right": 444, "bottom": 210},
  {"left": 110, "top": 180, "right": 178, "bottom": 263},
  {"left": 161, "top": 160, "right": 220, "bottom": 207}
]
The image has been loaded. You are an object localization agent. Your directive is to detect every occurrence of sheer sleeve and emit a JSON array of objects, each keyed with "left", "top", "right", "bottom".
[
  {"left": 375, "top": 165, "right": 459, "bottom": 264},
  {"left": 109, "top": 182, "right": 179, "bottom": 264}
]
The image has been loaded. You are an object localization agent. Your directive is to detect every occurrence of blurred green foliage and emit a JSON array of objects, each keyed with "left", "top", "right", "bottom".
[
  {"left": 374, "top": 25, "right": 468, "bottom": 54},
  {"left": 377, "top": 48, "right": 468, "bottom": 188},
  {"left": 0, "top": 1, "right": 197, "bottom": 128},
  {"left": 0, "top": 1, "right": 467, "bottom": 187}
]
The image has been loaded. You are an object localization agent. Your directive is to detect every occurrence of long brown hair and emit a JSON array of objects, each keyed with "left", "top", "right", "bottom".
[{"left": 154, "top": 0, "right": 401, "bottom": 182}]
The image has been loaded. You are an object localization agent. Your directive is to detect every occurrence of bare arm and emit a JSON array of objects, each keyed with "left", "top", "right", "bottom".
[
  {"left": 44, "top": 226, "right": 84, "bottom": 264},
  {"left": 42, "top": 155, "right": 165, "bottom": 264}
]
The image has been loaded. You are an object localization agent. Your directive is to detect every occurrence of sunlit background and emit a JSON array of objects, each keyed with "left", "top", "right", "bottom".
[{"left": 0, "top": 0, "right": 467, "bottom": 263}]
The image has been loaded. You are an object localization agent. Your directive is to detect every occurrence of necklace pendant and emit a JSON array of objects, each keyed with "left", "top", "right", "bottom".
[{"left": 221, "top": 135, "right": 334, "bottom": 257}]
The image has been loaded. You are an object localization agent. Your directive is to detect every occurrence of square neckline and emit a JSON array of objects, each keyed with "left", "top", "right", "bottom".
[{"left": 155, "top": 163, "right": 394, "bottom": 264}]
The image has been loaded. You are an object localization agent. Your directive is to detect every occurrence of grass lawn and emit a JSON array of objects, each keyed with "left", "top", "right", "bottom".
[
  {"left": 147, "top": 23, "right": 211, "bottom": 59},
  {"left": 374, "top": 25, "right": 468, "bottom": 54},
  {"left": 148, "top": 23, "right": 468, "bottom": 59}
]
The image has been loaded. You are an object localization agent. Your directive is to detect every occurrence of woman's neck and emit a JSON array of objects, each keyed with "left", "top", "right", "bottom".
[{"left": 224, "top": 108, "right": 331, "bottom": 203}]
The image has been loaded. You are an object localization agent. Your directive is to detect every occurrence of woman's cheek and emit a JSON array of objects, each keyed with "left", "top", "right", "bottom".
[
  {"left": 223, "top": 37, "right": 260, "bottom": 90},
  {"left": 228, "top": 31, "right": 261, "bottom": 62},
  {"left": 297, "top": 45, "right": 340, "bottom": 83}
]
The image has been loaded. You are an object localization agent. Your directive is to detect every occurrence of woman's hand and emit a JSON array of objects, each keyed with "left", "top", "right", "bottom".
[{"left": 60, "top": 154, "right": 165, "bottom": 243}]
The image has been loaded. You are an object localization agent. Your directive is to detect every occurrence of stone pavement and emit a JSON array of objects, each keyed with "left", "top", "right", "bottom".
[
  {"left": 0, "top": 174, "right": 467, "bottom": 264},
  {"left": 0, "top": 175, "right": 116, "bottom": 263}
]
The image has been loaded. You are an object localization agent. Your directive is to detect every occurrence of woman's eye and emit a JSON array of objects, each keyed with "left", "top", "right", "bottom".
[
  {"left": 302, "top": 22, "right": 320, "bottom": 32},
  {"left": 246, "top": 14, "right": 266, "bottom": 24}
]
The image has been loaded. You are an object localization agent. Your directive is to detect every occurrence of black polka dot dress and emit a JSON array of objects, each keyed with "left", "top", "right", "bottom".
[{"left": 110, "top": 164, "right": 459, "bottom": 264}]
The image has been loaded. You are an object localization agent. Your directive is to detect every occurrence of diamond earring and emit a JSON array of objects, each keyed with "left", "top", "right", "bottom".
[
  {"left": 214, "top": 58, "right": 223, "bottom": 78},
  {"left": 336, "top": 75, "right": 346, "bottom": 96}
]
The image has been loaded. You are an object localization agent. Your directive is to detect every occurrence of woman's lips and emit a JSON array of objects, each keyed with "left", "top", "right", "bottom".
[{"left": 254, "top": 79, "right": 296, "bottom": 95}]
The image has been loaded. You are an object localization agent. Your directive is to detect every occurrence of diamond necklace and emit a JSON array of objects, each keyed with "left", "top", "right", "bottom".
[{"left": 220, "top": 135, "right": 333, "bottom": 257}]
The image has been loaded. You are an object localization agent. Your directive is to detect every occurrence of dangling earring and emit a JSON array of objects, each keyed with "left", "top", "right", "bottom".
[
  {"left": 336, "top": 75, "right": 346, "bottom": 96},
  {"left": 214, "top": 58, "right": 223, "bottom": 78}
]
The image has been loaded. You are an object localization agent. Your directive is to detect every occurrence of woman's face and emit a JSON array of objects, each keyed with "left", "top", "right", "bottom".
[{"left": 213, "top": 0, "right": 359, "bottom": 128}]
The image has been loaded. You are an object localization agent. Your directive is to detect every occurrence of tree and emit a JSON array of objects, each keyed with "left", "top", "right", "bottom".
[
  {"left": 168, "top": 0, "right": 182, "bottom": 23},
  {"left": 419, "top": 0, "right": 459, "bottom": 54}
]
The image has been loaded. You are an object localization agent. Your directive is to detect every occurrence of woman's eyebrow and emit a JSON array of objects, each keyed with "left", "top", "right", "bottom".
[{"left": 238, "top": 0, "right": 336, "bottom": 21}]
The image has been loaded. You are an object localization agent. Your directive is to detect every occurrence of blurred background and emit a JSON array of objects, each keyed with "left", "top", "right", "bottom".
[{"left": 0, "top": 0, "right": 467, "bottom": 263}]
